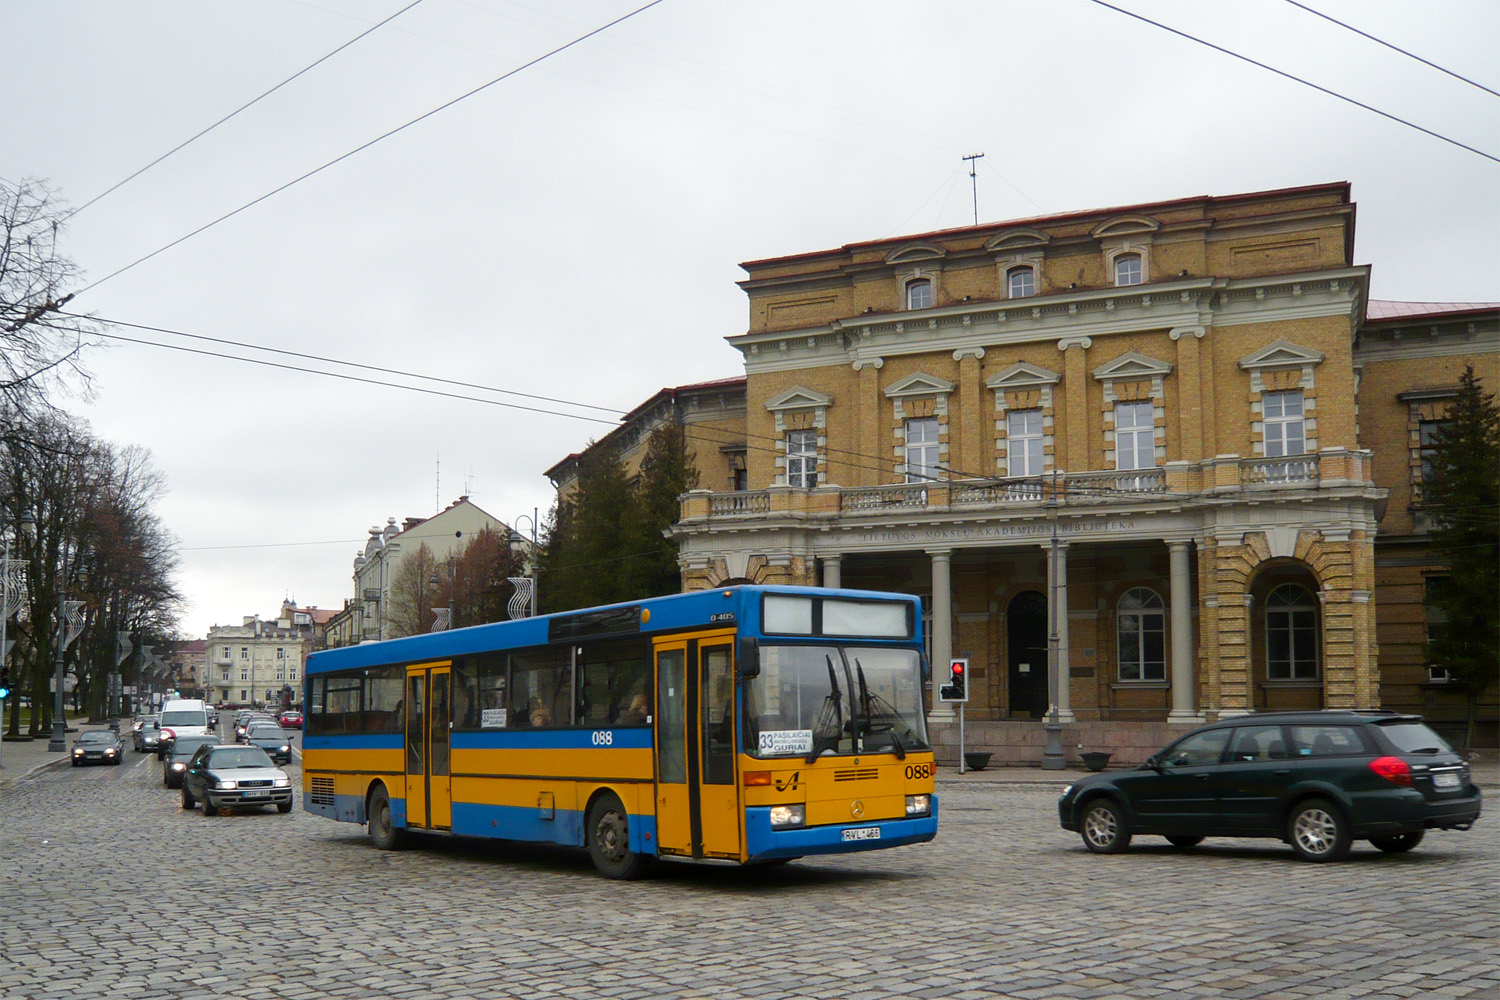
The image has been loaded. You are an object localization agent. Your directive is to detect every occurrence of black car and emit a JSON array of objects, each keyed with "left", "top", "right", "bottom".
[
  {"left": 1058, "top": 711, "right": 1481, "bottom": 862},
  {"left": 71, "top": 730, "right": 125, "bottom": 766},
  {"left": 243, "top": 724, "right": 293, "bottom": 765},
  {"left": 180, "top": 744, "right": 294, "bottom": 815},
  {"left": 162, "top": 734, "right": 221, "bottom": 788}
]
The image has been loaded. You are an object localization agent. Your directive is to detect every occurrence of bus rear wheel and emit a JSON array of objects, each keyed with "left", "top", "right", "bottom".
[
  {"left": 587, "top": 794, "right": 648, "bottom": 880},
  {"left": 369, "top": 784, "right": 406, "bottom": 851}
]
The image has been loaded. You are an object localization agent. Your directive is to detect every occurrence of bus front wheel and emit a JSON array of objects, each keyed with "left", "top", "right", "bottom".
[
  {"left": 369, "top": 784, "right": 407, "bottom": 851},
  {"left": 587, "top": 794, "right": 648, "bottom": 880}
]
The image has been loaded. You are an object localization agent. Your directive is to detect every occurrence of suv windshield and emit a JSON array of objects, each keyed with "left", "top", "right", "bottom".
[
  {"left": 1376, "top": 720, "right": 1453, "bottom": 754},
  {"left": 744, "top": 644, "right": 929, "bottom": 759}
]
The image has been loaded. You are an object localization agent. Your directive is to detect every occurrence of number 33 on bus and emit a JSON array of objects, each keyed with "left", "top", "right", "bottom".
[{"left": 301, "top": 585, "right": 938, "bottom": 878}]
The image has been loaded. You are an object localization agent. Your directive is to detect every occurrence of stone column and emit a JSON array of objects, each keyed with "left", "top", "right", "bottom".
[
  {"left": 1168, "top": 539, "right": 1198, "bottom": 722},
  {"left": 927, "top": 548, "right": 955, "bottom": 721},
  {"left": 1054, "top": 541, "right": 1073, "bottom": 723},
  {"left": 822, "top": 554, "right": 842, "bottom": 589}
]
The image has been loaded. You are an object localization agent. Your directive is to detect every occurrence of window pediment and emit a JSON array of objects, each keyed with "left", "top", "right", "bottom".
[
  {"left": 1239, "top": 341, "right": 1326, "bottom": 371},
  {"left": 765, "top": 386, "right": 832, "bottom": 412},
  {"left": 885, "top": 242, "right": 946, "bottom": 265},
  {"left": 1091, "top": 215, "right": 1161, "bottom": 239},
  {"left": 884, "top": 372, "right": 955, "bottom": 398},
  {"left": 985, "top": 362, "right": 1061, "bottom": 390},
  {"left": 1092, "top": 351, "right": 1173, "bottom": 381},
  {"left": 985, "top": 228, "right": 1050, "bottom": 252}
]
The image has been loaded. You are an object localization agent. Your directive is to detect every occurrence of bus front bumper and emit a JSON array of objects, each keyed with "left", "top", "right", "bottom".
[{"left": 743, "top": 798, "right": 939, "bottom": 860}]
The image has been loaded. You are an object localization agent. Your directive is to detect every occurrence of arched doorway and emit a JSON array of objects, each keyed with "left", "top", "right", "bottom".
[
  {"left": 1007, "top": 591, "right": 1048, "bottom": 718},
  {"left": 1251, "top": 565, "right": 1323, "bottom": 712}
]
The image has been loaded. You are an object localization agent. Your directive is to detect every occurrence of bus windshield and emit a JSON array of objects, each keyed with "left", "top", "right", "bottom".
[{"left": 744, "top": 644, "right": 929, "bottom": 759}]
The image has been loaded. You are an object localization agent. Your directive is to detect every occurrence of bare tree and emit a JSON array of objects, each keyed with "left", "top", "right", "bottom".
[
  {"left": 387, "top": 542, "right": 442, "bottom": 638},
  {"left": 1, "top": 179, "right": 98, "bottom": 440}
]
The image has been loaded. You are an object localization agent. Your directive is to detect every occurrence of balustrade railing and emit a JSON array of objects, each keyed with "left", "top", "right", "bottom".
[
  {"left": 708, "top": 490, "right": 771, "bottom": 515},
  {"left": 1067, "top": 469, "right": 1166, "bottom": 497},
  {"left": 841, "top": 484, "right": 928, "bottom": 512},
  {"left": 1241, "top": 456, "right": 1319, "bottom": 486}
]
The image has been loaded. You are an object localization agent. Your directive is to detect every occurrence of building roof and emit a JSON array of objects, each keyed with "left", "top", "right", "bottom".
[
  {"left": 1366, "top": 300, "right": 1500, "bottom": 322},
  {"left": 741, "top": 181, "right": 1352, "bottom": 271}
]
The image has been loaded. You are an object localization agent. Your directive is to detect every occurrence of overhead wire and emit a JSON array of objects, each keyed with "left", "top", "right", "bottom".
[
  {"left": 72, "top": 0, "right": 668, "bottom": 298},
  {"left": 64, "top": 0, "right": 429, "bottom": 221},
  {"left": 1283, "top": 0, "right": 1500, "bottom": 99},
  {"left": 1085, "top": 0, "right": 1500, "bottom": 164}
]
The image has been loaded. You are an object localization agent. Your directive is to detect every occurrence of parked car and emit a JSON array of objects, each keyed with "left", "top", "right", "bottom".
[
  {"left": 133, "top": 716, "right": 162, "bottom": 753},
  {"left": 243, "top": 724, "right": 293, "bottom": 765},
  {"left": 72, "top": 730, "right": 125, "bottom": 767},
  {"left": 179, "top": 744, "right": 294, "bottom": 815},
  {"left": 161, "top": 734, "right": 220, "bottom": 788},
  {"left": 1058, "top": 711, "right": 1482, "bottom": 862},
  {"left": 277, "top": 710, "right": 303, "bottom": 730}
]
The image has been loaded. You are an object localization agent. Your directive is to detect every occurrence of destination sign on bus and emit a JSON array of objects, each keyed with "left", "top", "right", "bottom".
[{"left": 758, "top": 729, "right": 814, "bottom": 755}]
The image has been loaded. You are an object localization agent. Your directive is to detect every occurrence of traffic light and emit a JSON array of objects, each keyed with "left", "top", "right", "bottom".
[
  {"left": 0, "top": 667, "right": 9, "bottom": 701},
  {"left": 938, "top": 658, "right": 968, "bottom": 703}
]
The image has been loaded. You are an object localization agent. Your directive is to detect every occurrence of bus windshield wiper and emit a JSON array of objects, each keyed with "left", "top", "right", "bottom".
[
  {"left": 806, "top": 655, "right": 844, "bottom": 764},
  {"left": 855, "top": 659, "right": 906, "bottom": 760}
]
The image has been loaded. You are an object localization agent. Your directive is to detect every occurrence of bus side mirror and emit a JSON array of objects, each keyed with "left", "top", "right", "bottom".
[{"left": 738, "top": 638, "right": 760, "bottom": 679}]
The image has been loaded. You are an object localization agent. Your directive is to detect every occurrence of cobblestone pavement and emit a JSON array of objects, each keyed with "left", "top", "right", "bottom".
[{"left": 2, "top": 752, "right": 1496, "bottom": 1000}]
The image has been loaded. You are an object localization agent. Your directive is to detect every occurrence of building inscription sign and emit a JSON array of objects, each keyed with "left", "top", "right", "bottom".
[{"left": 857, "top": 520, "right": 1139, "bottom": 546}]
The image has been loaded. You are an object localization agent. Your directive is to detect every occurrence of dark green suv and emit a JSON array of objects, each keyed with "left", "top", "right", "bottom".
[{"left": 1058, "top": 711, "right": 1481, "bottom": 862}]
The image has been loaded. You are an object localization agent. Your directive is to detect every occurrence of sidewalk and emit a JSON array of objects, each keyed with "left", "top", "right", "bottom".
[{"left": 0, "top": 721, "right": 122, "bottom": 788}]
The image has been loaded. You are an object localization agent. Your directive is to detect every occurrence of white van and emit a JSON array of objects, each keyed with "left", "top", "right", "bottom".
[{"left": 158, "top": 698, "right": 212, "bottom": 759}]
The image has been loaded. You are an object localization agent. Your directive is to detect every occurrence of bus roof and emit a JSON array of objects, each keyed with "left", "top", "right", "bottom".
[{"left": 307, "top": 585, "right": 921, "bottom": 675}]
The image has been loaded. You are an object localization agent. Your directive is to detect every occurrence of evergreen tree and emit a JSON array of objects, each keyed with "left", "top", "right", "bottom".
[
  {"left": 541, "top": 440, "right": 634, "bottom": 612},
  {"left": 626, "top": 422, "right": 699, "bottom": 597},
  {"left": 1423, "top": 365, "right": 1499, "bottom": 750}
]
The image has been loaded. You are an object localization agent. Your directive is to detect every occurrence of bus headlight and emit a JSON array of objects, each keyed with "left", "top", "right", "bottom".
[
  {"left": 905, "top": 794, "right": 931, "bottom": 818},
  {"left": 769, "top": 804, "right": 805, "bottom": 829}
]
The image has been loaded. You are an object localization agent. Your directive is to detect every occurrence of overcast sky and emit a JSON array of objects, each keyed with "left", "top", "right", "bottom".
[{"left": 2, "top": 0, "right": 1496, "bottom": 639}]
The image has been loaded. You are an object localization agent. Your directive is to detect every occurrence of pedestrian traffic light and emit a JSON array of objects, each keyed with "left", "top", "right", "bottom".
[
  {"left": 0, "top": 667, "right": 9, "bottom": 701},
  {"left": 938, "top": 658, "right": 968, "bottom": 703}
]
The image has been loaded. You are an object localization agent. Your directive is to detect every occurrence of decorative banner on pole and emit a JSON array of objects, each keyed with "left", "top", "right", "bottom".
[
  {"left": 1, "top": 558, "right": 26, "bottom": 618},
  {"left": 62, "top": 600, "right": 86, "bottom": 650},
  {"left": 430, "top": 608, "right": 450, "bottom": 633},
  {"left": 507, "top": 578, "right": 534, "bottom": 620},
  {"left": 117, "top": 631, "right": 133, "bottom": 666}
]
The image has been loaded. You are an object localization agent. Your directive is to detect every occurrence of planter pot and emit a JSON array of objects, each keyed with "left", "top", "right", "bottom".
[
  {"left": 964, "top": 751, "right": 993, "bottom": 771},
  {"left": 1080, "top": 751, "right": 1112, "bottom": 772}
]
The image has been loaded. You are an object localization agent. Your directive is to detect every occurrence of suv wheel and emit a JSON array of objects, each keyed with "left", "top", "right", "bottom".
[
  {"left": 1288, "top": 799, "right": 1351, "bottom": 862},
  {"left": 1369, "top": 830, "right": 1424, "bottom": 853},
  {"left": 1080, "top": 799, "right": 1132, "bottom": 854}
]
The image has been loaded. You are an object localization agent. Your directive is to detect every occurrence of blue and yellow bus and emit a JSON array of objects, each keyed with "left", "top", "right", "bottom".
[{"left": 302, "top": 585, "right": 937, "bottom": 877}]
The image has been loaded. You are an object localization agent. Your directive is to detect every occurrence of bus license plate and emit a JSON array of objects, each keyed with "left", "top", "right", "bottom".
[
  {"left": 841, "top": 826, "right": 880, "bottom": 842},
  {"left": 1434, "top": 772, "right": 1460, "bottom": 789}
]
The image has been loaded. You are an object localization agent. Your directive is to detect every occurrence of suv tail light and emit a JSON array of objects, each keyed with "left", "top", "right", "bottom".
[{"left": 1369, "top": 756, "right": 1412, "bottom": 786}]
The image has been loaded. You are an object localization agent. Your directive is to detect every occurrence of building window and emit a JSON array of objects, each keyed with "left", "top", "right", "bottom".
[
  {"left": 1114, "top": 401, "right": 1155, "bottom": 470},
  {"left": 786, "top": 429, "right": 818, "bottom": 488},
  {"left": 1007, "top": 409, "right": 1044, "bottom": 477},
  {"left": 221, "top": 646, "right": 230, "bottom": 659},
  {"left": 1419, "top": 419, "right": 1448, "bottom": 484},
  {"left": 240, "top": 647, "right": 249, "bottom": 659},
  {"left": 240, "top": 668, "right": 249, "bottom": 681},
  {"left": 220, "top": 670, "right": 229, "bottom": 683},
  {"left": 1117, "top": 587, "right": 1166, "bottom": 681},
  {"left": 290, "top": 669, "right": 297, "bottom": 681},
  {"left": 1114, "top": 252, "right": 1143, "bottom": 286},
  {"left": 239, "top": 689, "right": 247, "bottom": 702},
  {"left": 904, "top": 417, "right": 941, "bottom": 483},
  {"left": 276, "top": 667, "right": 285, "bottom": 681},
  {"left": 276, "top": 647, "right": 285, "bottom": 659},
  {"left": 733, "top": 467, "right": 748, "bottom": 491},
  {"left": 1263, "top": 390, "right": 1305, "bottom": 457},
  {"left": 905, "top": 278, "right": 932, "bottom": 310},
  {"left": 1007, "top": 266, "right": 1035, "bottom": 299},
  {"left": 1266, "top": 584, "right": 1319, "bottom": 680}
]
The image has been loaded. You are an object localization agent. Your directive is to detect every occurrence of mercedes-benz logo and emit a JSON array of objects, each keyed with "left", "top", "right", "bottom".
[{"left": 850, "top": 800, "right": 865, "bottom": 819}]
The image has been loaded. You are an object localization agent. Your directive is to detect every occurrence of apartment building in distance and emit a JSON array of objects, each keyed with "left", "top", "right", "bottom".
[{"left": 642, "top": 182, "right": 1496, "bottom": 761}]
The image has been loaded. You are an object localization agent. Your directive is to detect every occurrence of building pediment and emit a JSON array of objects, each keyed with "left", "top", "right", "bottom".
[
  {"left": 984, "top": 228, "right": 1050, "bottom": 253},
  {"left": 885, "top": 242, "right": 946, "bottom": 265},
  {"left": 985, "top": 362, "right": 1061, "bottom": 389},
  {"left": 884, "top": 372, "right": 955, "bottom": 398},
  {"left": 765, "top": 386, "right": 833, "bottom": 412},
  {"left": 1092, "top": 351, "right": 1173, "bottom": 380},
  {"left": 1238, "top": 340, "right": 1326, "bottom": 371},
  {"left": 1091, "top": 215, "right": 1162, "bottom": 239}
]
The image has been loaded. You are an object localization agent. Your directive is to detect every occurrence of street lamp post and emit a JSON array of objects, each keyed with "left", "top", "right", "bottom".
[
  {"left": 508, "top": 509, "right": 539, "bottom": 619},
  {"left": 48, "top": 549, "right": 84, "bottom": 753}
]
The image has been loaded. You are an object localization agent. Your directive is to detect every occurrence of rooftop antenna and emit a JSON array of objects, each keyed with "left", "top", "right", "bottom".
[{"left": 962, "top": 152, "right": 985, "bottom": 226}]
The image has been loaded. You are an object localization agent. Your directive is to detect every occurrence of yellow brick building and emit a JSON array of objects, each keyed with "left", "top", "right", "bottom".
[{"left": 563, "top": 183, "right": 1498, "bottom": 762}]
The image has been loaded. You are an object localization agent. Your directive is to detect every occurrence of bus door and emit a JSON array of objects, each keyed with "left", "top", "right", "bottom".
[
  {"left": 404, "top": 663, "right": 452, "bottom": 831},
  {"left": 654, "top": 630, "right": 741, "bottom": 860}
]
